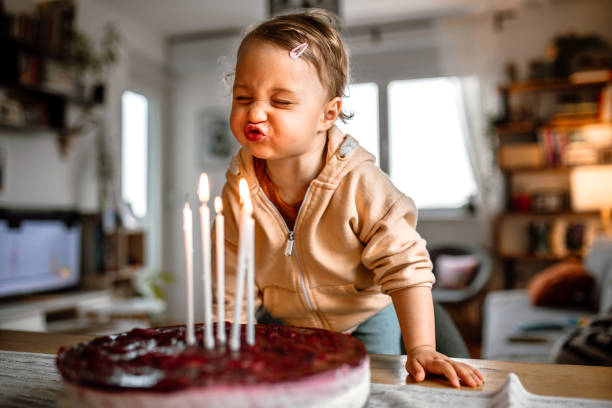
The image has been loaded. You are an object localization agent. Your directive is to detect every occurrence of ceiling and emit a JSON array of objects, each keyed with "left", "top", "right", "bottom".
[{"left": 96, "top": 0, "right": 529, "bottom": 38}]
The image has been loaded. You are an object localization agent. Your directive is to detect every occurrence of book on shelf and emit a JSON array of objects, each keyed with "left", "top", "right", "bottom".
[
  {"left": 538, "top": 127, "right": 568, "bottom": 167},
  {"left": 565, "top": 142, "right": 599, "bottom": 165},
  {"left": 537, "top": 125, "right": 611, "bottom": 167},
  {"left": 37, "top": 0, "right": 75, "bottom": 53},
  {"left": 4, "top": 1, "right": 74, "bottom": 54},
  {"left": 18, "top": 53, "right": 41, "bottom": 85}
]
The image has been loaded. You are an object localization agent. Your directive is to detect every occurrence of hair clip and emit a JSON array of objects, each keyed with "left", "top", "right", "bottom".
[{"left": 289, "top": 42, "right": 308, "bottom": 59}]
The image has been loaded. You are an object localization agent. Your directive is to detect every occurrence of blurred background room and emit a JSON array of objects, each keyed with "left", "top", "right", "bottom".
[{"left": 1, "top": 0, "right": 611, "bottom": 366}]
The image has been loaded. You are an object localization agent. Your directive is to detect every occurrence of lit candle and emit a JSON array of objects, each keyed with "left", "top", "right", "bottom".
[
  {"left": 214, "top": 196, "right": 226, "bottom": 344},
  {"left": 198, "top": 173, "right": 214, "bottom": 350},
  {"left": 182, "top": 201, "right": 195, "bottom": 346},
  {"left": 244, "top": 196, "right": 255, "bottom": 346},
  {"left": 230, "top": 178, "right": 252, "bottom": 351},
  {"left": 245, "top": 194, "right": 255, "bottom": 346}
]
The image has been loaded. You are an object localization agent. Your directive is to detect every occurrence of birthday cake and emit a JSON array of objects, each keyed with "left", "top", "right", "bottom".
[{"left": 56, "top": 322, "right": 370, "bottom": 408}]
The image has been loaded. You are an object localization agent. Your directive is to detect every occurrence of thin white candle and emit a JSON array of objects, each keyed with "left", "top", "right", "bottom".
[
  {"left": 214, "top": 196, "right": 226, "bottom": 344},
  {"left": 230, "top": 178, "right": 250, "bottom": 351},
  {"left": 198, "top": 173, "right": 214, "bottom": 350},
  {"left": 245, "top": 195, "right": 255, "bottom": 346},
  {"left": 182, "top": 201, "right": 195, "bottom": 346}
]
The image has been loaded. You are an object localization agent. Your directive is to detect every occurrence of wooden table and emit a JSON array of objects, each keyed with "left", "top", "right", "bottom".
[{"left": 1, "top": 330, "right": 611, "bottom": 401}]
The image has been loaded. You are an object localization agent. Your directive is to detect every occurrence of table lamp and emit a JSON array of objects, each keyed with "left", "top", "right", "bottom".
[{"left": 570, "top": 165, "right": 612, "bottom": 235}]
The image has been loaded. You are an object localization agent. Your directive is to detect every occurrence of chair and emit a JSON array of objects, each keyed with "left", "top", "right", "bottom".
[
  {"left": 425, "top": 243, "right": 493, "bottom": 357},
  {"left": 428, "top": 242, "right": 493, "bottom": 304},
  {"left": 482, "top": 237, "right": 612, "bottom": 363}
]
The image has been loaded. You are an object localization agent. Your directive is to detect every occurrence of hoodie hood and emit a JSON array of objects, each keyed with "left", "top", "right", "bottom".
[{"left": 226, "top": 125, "right": 375, "bottom": 192}]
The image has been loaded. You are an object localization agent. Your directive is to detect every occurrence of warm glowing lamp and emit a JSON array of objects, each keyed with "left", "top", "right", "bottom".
[{"left": 570, "top": 165, "right": 612, "bottom": 235}]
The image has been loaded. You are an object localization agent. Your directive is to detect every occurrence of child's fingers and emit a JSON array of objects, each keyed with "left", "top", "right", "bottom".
[
  {"left": 405, "top": 358, "right": 426, "bottom": 382},
  {"left": 452, "top": 362, "right": 478, "bottom": 387},
  {"left": 462, "top": 363, "right": 484, "bottom": 387},
  {"left": 466, "top": 365, "right": 484, "bottom": 384},
  {"left": 470, "top": 372, "right": 481, "bottom": 385},
  {"left": 426, "top": 359, "right": 460, "bottom": 388}
]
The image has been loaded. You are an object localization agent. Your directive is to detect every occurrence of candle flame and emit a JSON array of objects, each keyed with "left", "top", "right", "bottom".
[
  {"left": 214, "top": 196, "right": 223, "bottom": 213},
  {"left": 198, "top": 173, "right": 210, "bottom": 203},
  {"left": 239, "top": 178, "right": 249, "bottom": 205}
]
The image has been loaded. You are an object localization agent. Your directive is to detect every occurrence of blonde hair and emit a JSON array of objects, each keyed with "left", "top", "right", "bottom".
[{"left": 237, "top": 9, "right": 352, "bottom": 122}]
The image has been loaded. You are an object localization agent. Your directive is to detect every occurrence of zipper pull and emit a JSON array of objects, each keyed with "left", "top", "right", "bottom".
[{"left": 284, "top": 231, "right": 295, "bottom": 256}]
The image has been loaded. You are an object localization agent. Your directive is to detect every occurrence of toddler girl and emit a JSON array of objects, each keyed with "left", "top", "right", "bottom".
[{"left": 218, "top": 9, "right": 483, "bottom": 388}]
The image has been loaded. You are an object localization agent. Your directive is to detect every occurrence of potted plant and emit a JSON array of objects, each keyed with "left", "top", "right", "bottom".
[{"left": 69, "top": 22, "right": 120, "bottom": 102}]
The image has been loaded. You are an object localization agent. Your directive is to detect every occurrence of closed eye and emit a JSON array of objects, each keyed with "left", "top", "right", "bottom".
[
  {"left": 235, "top": 96, "right": 251, "bottom": 103},
  {"left": 273, "top": 100, "right": 293, "bottom": 106}
]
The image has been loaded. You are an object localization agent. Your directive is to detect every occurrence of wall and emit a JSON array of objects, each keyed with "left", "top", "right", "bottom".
[
  {"left": 164, "top": 36, "right": 242, "bottom": 322},
  {"left": 0, "top": 135, "right": 96, "bottom": 208}
]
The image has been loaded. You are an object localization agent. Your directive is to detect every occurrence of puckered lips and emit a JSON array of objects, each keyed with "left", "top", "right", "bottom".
[{"left": 245, "top": 124, "right": 265, "bottom": 142}]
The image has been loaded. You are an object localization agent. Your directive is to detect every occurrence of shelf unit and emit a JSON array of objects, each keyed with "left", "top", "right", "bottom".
[
  {"left": 0, "top": 2, "right": 96, "bottom": 137},
  {"left": 494, "top": 76, "right": 612, "bottom": 288},
  {"left": 77, "top": 212, "right": 148, "bottom": 299},
  {"left": 102, "top": 228, "right": 146, "bottom": 298},
  {"left": 0, "top": 290, "right": 113, "bottom": 332}
]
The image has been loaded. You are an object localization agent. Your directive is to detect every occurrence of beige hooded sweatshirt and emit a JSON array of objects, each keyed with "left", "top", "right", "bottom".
[{"left": 217, "top": 125, "right": 434, "bottom": 333}]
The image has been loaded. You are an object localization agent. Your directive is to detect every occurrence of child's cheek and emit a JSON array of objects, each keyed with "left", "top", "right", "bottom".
[{"left": 229, "top": 113, "right": 243, "bottom": 142}]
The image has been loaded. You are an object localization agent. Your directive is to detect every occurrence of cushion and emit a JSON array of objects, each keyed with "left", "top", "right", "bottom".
[
  {"left": 527, "top": 260, "right": 594, "bottom": 307},
  {"left": 434, "top": 254, "right": 480, "bottom": 289}
]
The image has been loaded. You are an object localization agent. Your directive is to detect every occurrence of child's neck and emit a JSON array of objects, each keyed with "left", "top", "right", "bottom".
[{"left": 264, "top": 135, "right": 327, "bottom": 205}]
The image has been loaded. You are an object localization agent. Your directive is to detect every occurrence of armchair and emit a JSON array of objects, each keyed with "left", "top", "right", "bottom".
[
  {"left": 482, "top": 237, "right": 612, "bottom": 363},
  {"left": 429, "top": 243, "right": 492, "bottom": 304}
]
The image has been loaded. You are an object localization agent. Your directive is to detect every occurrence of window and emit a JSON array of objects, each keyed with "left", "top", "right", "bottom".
[
  {"left": 388, "top": 77, "right": 476, "bottom": 209},
  {"left": 121, "top": 91, "right": 149, "bottom": 218},
  {"left": 338, "top": 82, "right": 379, "bottom": 164}
]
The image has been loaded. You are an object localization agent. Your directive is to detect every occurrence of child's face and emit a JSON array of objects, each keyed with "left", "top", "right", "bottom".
[{"left": 230, "top": 41, "right": 338, "bottom": 161}]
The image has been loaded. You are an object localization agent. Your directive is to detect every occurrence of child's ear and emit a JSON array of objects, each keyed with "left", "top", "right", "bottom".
[{"left": 319, "top": 97, "right": 342, "bottom": 130}]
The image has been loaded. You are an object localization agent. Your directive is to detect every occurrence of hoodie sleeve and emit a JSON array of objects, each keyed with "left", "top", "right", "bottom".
[
  {"left": 212, "top": 181, "right": 262, "bottom": 324},
  {"left": 355, "top": 171, "right": 435, "bottom": 294}
]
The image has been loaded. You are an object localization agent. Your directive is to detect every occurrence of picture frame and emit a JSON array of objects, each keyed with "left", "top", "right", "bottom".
[{"left": 197, "top": 110, "right": 238, "bottom": 167}]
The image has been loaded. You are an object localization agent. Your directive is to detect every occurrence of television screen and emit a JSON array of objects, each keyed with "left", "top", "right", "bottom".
[{"left": 0, "top": 210, "right": 81, "bottom": 298}]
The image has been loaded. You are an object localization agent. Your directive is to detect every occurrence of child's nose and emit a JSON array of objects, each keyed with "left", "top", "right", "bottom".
[{"left": 248, "top": 100, "right": 267, "bottom": 123}]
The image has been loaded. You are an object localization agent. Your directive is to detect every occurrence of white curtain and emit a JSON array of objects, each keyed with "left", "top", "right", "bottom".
[{"left": 455, "top": 76, "right": 504, "bottom": 241}]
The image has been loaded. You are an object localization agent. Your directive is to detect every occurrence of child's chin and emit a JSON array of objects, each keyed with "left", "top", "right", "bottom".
[{"left": 247, "top": 146, "right": 271, "bottom": 159}]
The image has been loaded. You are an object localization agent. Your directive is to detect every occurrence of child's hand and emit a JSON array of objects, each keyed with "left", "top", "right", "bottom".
[{"left": 405, "top": 345, "right": 484, "bottom": 388}]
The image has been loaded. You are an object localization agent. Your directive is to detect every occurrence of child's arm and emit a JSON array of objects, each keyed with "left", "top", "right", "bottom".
[{"left": 391, "top": 286, "right": 484, "bottom": 388}]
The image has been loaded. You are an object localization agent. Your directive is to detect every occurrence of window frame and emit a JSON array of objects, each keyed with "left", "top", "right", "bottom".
[
  {"left": 121, "top": 90, "right": 150, "bottom": 220},
  {"left": 344, "top": 76, "right": 478, "bottom": 216},
  {"left": 387, "top": 76, "right": 477, "bottom": 211}
]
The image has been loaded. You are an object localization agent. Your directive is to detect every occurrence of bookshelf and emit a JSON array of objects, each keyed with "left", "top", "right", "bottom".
[
  {"left": 0, "top": 2, "right": 97, "bottom": 139},
  {"left": 494, "top": 76, "right": 612, "bottom": 288}
]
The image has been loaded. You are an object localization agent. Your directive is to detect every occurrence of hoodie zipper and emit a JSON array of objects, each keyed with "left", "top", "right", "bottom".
[
  {"left": 284, "top": 231, "right": 295, "bottom": 256},
  {"left": 258, "top": 186, "right": 314, "bottom": 311}
]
